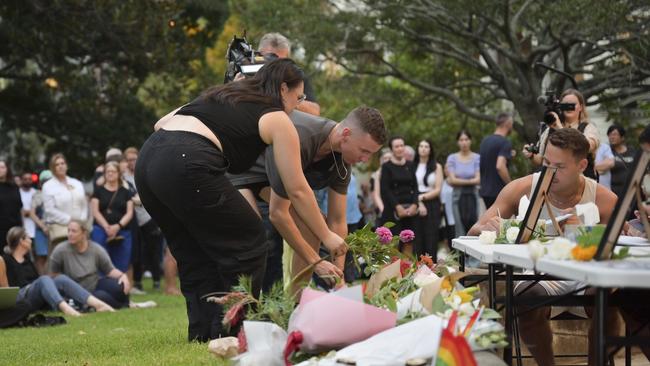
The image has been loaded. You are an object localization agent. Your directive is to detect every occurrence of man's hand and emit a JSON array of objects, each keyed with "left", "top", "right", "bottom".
[
  {"left": 558, "top": 208, "right": 579, "bottom": 231},
  {"left": 118, "top": 273, "right": 131, "bottom": 295},
  {"left": 522, "top": 145, "right": 534, "bottom": 160},
  {"left": 322, "top": 231, "right": 348, "bottom": 259},
  {"left": 313, "top": 260, "right": 344, "bottom": 287},
  {"left": 482, "top": 216, "right": 502, "bottom": 233}
]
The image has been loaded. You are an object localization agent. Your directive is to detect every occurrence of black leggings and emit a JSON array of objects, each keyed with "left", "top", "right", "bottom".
[
  {"left": 417, "top": 198, "right": 442, "bottom": 260},
  {"left": 93, "top": 277, "right": 130, "bottom": 309},
  {"left": 135, "top": 130, "right": 267, "bottom": 342}
]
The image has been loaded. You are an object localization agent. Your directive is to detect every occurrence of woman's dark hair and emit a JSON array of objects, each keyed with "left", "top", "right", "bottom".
[
  {"left": 388, "top": 135, "right": 405, "bottom": 150},
  {"left": 607, "top": 124, "right": 626, "bottom": 137},
  {"left": 5, "top": 226, "right": 26, "bottom": 254},
  {"left": 413, "top": 139, "right": 438, "bottom": 187},
  {"left": 0, "top": 159, "right": 13, "bottom": 183},
  {"left": 202, "top": 58, "right": 304, "bottom": 109},
  {"left": 456, "top": 130, "right": 472, "bottom": 141}
]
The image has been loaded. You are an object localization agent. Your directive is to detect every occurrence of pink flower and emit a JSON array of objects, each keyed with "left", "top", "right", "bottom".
[
  {"left": 399, "top": 229, "right": 415, "bottom": 243},
  {"left": 375, "top": 226, "right": 393, "bottom": 244}
]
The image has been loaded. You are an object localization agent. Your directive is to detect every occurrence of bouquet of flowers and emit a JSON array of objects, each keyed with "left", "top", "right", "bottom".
[{"left": 346, "top": 223, "right": 408, "bottom": 276}]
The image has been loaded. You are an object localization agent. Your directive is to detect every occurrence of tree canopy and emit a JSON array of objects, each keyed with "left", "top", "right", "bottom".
[
  {"left": 0, "top": 0, "right": 228, "bottom": 176},
  {"left": 235, "top": 0, "right": 650, "bottom": 141}
]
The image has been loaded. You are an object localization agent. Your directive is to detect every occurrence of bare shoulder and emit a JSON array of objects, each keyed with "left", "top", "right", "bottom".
[
  {"left": 595, "top": 183, "right": 618, "bottom": 208},
  {"left": 258, "top": 111, "right": 294, "bottom": 144},
  {"left": 506, "top": 175, "right": 534, "bottom": 198}
]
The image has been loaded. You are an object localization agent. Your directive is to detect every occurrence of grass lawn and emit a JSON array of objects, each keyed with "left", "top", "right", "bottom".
[{"left": 0, "top": 280, "right": 229, "bottom": 366}]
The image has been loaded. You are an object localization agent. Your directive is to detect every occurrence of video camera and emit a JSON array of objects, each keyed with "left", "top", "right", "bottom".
[
  {"left": 525, "top": 63, "right": 580, "bottom": 155},
  {"left": 524, "top": 92, "right": 576, "bottom": 155},
  {"left": 223, "top": 33, "right": 278, "bottom": 83},
  {"left": 537, "top": 91, "right": 576, "bottom": 125}
]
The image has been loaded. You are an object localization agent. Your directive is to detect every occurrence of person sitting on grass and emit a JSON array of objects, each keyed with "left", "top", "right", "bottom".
[
  {"left": 2, "top": 226, "right": 114, "bottom": 316},
  {"left": 49, "top": 220, "right": 133, "bottom": 309}
]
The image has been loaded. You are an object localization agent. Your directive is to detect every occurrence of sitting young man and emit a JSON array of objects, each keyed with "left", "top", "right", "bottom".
[
  {"left": 49, "top": 220, "right": 132, "bottom": 309},
  {"left": 229, "top": 106, "right": 386, "bottom": 290},
  {"left": 468, "top": 128, "right": 618, "bottom": 366}
]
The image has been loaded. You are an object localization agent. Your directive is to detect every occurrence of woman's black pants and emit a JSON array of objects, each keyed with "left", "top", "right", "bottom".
[{"left": 135, "top": 130, "right": 267, "bottom": 342}]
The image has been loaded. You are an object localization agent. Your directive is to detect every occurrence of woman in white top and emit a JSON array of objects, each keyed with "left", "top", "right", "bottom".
[
  {"left": 42, "top": 153, "right": 88, "bottom": 245},
  {"left": 413, "top": 139, "right": 443, "bottom": 259}
]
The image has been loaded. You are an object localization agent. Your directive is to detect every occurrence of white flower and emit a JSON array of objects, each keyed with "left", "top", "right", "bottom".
[
  {"left": 414, "top": 273, "right": 439, "bottom": 288},
  {"left": 479, "top": 230, "right": 497, "bottom": 244},
  {"left": 506, "top": 227, "right": 520, "bottom": 243},
  {"left": 547, "top": 237, "right": 575, "bottom": 260},
  {"left": 528, "top": 240, "right": 546, "bottom": 261},
  {"left": 458, "top": 302, "right": 476, "bottom": 317}
]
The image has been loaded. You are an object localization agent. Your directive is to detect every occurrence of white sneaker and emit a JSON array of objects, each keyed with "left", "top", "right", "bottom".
[
  {"left": 130, "top": 300, "right": 157, "bottom": 309},
  {"left": 129, "top": 287, "right": 147, "bottom": 295}
]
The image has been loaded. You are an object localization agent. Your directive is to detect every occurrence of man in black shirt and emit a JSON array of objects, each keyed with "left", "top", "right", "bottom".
[{"left": 479, "top": 113, "right": 513, "bottom": 209}]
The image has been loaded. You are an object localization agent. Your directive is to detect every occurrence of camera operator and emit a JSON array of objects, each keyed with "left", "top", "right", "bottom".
[
  {"left": 523, "top": 88, "right": 600, "bottom": 179},
  {"left": 258, "top": 33, "right": 321, "bottom": 116}
]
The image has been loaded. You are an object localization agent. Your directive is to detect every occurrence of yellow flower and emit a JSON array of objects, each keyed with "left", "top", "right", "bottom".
[
  {"left": 571, "top": 245, "right": 598, "bottom": 261},
  {"left": 456, "top": 291, "right": 473, "bottom": 304},
  {"left": 441, "top": 277, "right": 452, "bottom": 291}
]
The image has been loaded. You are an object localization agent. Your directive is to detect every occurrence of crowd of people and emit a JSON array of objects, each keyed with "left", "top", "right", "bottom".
[
  {"left": 0, "top": 147, "right": 182, "bottom": 325},
  {"left": 1, "top": 31, "right": 649, "bottom": 365}
]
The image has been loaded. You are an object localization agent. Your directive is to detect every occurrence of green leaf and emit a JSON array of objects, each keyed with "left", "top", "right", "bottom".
[
  {"left": 383, "top": 222, "right": 396, "bottom": 229},
  {"left": 612, "top": 246, "right": 630, "bottom": 260},
  {"left": 481, "top": 308, "right": 502, "bottom": 319},
  {"left": 431, "top": 294, "right": 450, "bottom": 314}
]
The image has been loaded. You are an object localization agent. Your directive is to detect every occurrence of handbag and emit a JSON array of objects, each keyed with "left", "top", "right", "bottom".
[{"left": 47, "top": 223, "right": 69, "bottom": 244}]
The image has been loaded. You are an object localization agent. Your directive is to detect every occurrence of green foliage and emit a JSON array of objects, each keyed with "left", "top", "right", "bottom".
[
  {"left": 232, "top": 0, "right": 649, "bottom": 148},
  {"left": 0, "top": 1, "right": 228, "bottom": 176},
  {"left": 366, "top": 275, "right": 418, "bottom": 312},
  {"left": 575, "top": 225, "right": 606, "bottom": 248},
  {"left": 346, "top": 223, "right": 402, "bottom": 276},
  {"left": 229, "top": 276, "right": 297, "bottom": 331}
]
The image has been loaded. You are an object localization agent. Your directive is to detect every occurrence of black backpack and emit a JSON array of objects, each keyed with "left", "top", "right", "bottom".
[{"left": 0, "top": 299, "right": 32, "bottom": 328}]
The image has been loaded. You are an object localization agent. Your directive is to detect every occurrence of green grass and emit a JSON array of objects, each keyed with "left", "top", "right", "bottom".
[{"left": 0, "top": 280, "right": 230, "bottom": 366}]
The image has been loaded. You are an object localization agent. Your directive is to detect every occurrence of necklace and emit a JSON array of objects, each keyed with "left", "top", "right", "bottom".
[
  {"left": 328, "top": 135, "right": 348, "bottom": 180},
  {"left": 547, "top": 178, "right": 584, "bottom": 207}
]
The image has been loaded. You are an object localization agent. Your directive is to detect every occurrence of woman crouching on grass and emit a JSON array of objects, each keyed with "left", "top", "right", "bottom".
[{"left": 1, "top": 226, "right": 114, "bottom": 316}]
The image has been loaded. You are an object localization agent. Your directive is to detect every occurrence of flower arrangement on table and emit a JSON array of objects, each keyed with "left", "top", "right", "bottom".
[
  {"left": 478, "top": 218, "right": 547, "bottom": 244},
  {"left": 527, "top": 225, "right": 636, "bottom": 262}
]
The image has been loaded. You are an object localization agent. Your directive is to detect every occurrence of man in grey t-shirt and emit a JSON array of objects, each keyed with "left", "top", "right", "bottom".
[
  {"left": 49, "top": 220, "right": 131, "bottom": 309},
  {"left": 229, "top": 107, "right": 386, "bottom": 290}
]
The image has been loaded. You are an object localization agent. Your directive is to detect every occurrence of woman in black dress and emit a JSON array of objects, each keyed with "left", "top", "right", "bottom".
[{"left": 379, "top": 137, "right": 426, "bottom": 255}]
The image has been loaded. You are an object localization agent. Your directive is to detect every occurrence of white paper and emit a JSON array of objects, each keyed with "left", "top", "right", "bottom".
[
  {"left": 231, "top": 321, "right": 288, "bottom": 366},
  {"left": 335, "top": 315, "right": 443, "bottom": 366},
  {"left": 575, "top": 202, "right": 600, "bottom": 226},
  {"left": 517, "top": 195, "right": 530, "bottom": 221},
  {"left": 295, "top": 315, "right": 443, "bottom": 366},
  {"left": 618, "top": 235, "right": 650, "bottom": 247},
  {"left": 332, "top": 285, "right": 364, "bottom": 302},
  {"left": 396, "top": 288, "right": 428, "bottom": 319}
]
